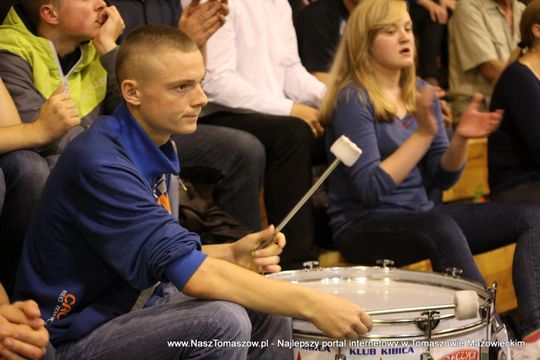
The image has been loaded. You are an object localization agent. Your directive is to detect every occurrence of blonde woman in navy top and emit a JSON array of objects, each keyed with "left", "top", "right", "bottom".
[{"left": 320, "top": 0, "right": 540, "bottom": 348}]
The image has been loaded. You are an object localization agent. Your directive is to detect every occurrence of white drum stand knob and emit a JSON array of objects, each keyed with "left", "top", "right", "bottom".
[{"left": 454, "top": 290, "right": 479, "bottom": 320}]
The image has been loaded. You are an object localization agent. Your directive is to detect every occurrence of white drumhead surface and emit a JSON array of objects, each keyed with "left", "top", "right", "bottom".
[
  {"left": 273, "top": 268, "right": 488, "bottom": 339},
  {"left": 299, "top": 277, "right": 455, "bottom": 311}
]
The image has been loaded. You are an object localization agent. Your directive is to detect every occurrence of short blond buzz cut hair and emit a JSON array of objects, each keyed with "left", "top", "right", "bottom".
[{"left": 115, "top": 24, "right": 199, "bottom": 88}]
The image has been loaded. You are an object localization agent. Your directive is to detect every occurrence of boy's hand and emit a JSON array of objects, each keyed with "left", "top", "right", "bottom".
[
  {"left": 231, "top": 226, "right": 285, "bottom": 273},
  {"left": 94, "top": 6, "right": 125, "bottom": 55},
  {"left": 34, "top": 85, "right": 80, "bottom": 144}
]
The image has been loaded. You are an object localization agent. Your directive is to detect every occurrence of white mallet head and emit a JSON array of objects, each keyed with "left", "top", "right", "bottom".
[
  {"left": 330, "top": 135, "right": 363, "bottom": 166},
  {"left": 454, "top": 290, "right": 479, "bottom": 320}
]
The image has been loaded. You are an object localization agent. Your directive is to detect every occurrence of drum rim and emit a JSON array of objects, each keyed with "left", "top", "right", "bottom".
[
  {"left": 293, "top": 315, "right": 491, "bottom": 340},
  {"left": 267, "top": 266, "right": 490, "bottom": 297},
  {"left": 268, "top": 266, "right": 493, "bottom": 339}
]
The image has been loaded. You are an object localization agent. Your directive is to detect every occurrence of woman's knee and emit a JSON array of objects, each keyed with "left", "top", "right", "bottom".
[
  {"left": 421, "top": 212, "right": 465, "bottom": 242},
  {"left": 513, "top": 204, "right": 540, "bottom": 242}
]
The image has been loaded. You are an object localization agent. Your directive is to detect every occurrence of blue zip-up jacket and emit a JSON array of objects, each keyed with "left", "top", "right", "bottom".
[{"left": 13, "top": 102, "right": 207, "bottom": 346}]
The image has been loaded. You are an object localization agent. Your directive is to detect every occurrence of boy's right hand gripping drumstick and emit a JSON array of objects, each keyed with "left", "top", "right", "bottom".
[{"left": 256, "top": 135, "right": 362, "bottom": 251}]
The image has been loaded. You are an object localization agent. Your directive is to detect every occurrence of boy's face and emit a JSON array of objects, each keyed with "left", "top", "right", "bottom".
[
  {"left": 134, "top": 49, "right": 208, "bottom": 145},
  {"left": 53, "top": 0, "right": 107, "bottom": 41}
]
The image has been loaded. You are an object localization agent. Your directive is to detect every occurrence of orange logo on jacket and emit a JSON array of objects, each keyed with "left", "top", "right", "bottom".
[{"left": 55, "top": 293, "right": 76, "bottom": 320}]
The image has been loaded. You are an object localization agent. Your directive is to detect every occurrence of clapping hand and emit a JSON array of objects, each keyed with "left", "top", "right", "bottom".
[{"left": 455, "top": 94, "right": 502, "bottom": 139}]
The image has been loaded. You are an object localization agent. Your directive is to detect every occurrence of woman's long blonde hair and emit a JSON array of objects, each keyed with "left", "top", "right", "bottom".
[
  {"left": 508, "top": 0, "right": 540, "bottom": 63},
  {"left": 320, "top": 0, "right": 416, "bottom": 125}
]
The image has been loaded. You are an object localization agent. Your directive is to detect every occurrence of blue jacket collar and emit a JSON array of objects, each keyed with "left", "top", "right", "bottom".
[{"left": 106, "top": 102, "right": 180, "bottom": 186}]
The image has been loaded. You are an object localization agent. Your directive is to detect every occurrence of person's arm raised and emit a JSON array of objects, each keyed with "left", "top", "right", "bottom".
[
  {"left": 93, "top": 5, "right": 125, "bottom": 55},
  {"left": 178, "top": 0, "right": 229, "bottom": 49},
  {"left": 441, "top": 94, "right": 502, "bottom": 171},
  {"left": 379, "top": 86, "right": 438, "bottom": 185}
]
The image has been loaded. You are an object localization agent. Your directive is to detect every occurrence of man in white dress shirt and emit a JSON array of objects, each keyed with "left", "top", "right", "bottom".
[{"left": 191, "top": 0, "right": 327, "bottom": 269}]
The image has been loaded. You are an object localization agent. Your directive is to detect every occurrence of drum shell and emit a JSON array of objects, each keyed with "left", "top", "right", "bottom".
[{"left": 267, "top": 266, "right": 508, "bottom": 360}]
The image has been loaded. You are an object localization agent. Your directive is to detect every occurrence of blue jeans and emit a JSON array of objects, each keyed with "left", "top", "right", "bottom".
[
  {"left": 0, "top": 150, "right": 50, "bottom": 296},
  {"left": 173, "top": 124, "right": 265, "bottom": 231},
  {"left": 55, "top": 291, "right": 293, "bottom": 360},
  {"left": 438, "top": 202, "right": 540, "bottom": 337},
  {"left": 335, "top": 201, "right": 540, "bottom": 337}
]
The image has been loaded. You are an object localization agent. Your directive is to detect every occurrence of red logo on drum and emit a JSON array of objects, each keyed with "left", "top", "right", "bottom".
[{"left": 439, "top": 349, "right": 478, "bottom": 360}]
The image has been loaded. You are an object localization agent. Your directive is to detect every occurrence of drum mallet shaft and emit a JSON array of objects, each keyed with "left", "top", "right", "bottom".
[
  {"left": 367, "top": 304, "right": 455, "bottom": 316},
  {"left": 367, "top": 290, "right": 479, "bottom": 321},
  {"left": 256, "top": 135, "right": 362, "bottom": 250}
]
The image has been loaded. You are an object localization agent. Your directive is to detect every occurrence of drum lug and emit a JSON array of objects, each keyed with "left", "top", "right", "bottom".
[
  {"left": 445, "top": 267, "right": 463, "bottom": 278},
  {"left": 480, "top": 303, "right": 491, "bottom": 323},
  {"left": 376, "top": 259, "right": 395, "bottom": 269},
  {"left": 302, "top": 261, "right": 320, "bottom": 271},
  {"left": 488, "top": 282, "right": 498, "bottom": 315},
  {"left": 416, "top": 311, "right": 440, "bottom": 333},
  {"left": 417, "top": 310, "right": 439, "bottom": 360},
  {"left": 491, "top": 316, "right": 506, "bottom": 335}
]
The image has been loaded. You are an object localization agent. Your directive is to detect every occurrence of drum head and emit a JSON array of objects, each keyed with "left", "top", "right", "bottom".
[{"left": 267, "top": 266, "right": 492, "bottom": 340}]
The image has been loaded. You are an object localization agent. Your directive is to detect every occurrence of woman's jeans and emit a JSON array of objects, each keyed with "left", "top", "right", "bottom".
[{"left": 335, "top": 201, "right": 540, "bottom": 337}]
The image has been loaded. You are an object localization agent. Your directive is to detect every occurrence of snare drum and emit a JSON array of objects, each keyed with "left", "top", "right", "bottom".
[{"left": 267, "top": 266, "right": 509, "bottom": 360}]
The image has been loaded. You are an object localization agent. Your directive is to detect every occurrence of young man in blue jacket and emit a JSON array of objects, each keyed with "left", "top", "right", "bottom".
[{"left": 13, "top": 25, "right": 373, "bottom": 359}]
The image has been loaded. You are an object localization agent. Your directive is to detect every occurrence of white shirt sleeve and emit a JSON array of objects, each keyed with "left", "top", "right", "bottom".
[
  {"left": 280, "top": 2, "right": 326, "bottom": 107},
  {"left": 202, "top": 1, "right": 294, "bottom": 116}
]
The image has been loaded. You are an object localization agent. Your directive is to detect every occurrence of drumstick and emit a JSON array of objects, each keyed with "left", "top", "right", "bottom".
[{"left": 256, "top": 135, "right": 362, "bottom": 250}]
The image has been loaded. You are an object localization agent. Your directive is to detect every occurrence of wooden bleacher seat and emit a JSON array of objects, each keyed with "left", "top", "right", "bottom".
[{"left": 442, "top": 138, "right": 490, "bottom": 202}]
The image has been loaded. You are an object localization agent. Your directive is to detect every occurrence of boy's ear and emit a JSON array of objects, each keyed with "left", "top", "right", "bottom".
[
  {"left": 40, "top": 4, "right": 60, "bottom": 26},
  {"left": 122, "top": 80, "right": 141, "bottom": 106}
]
